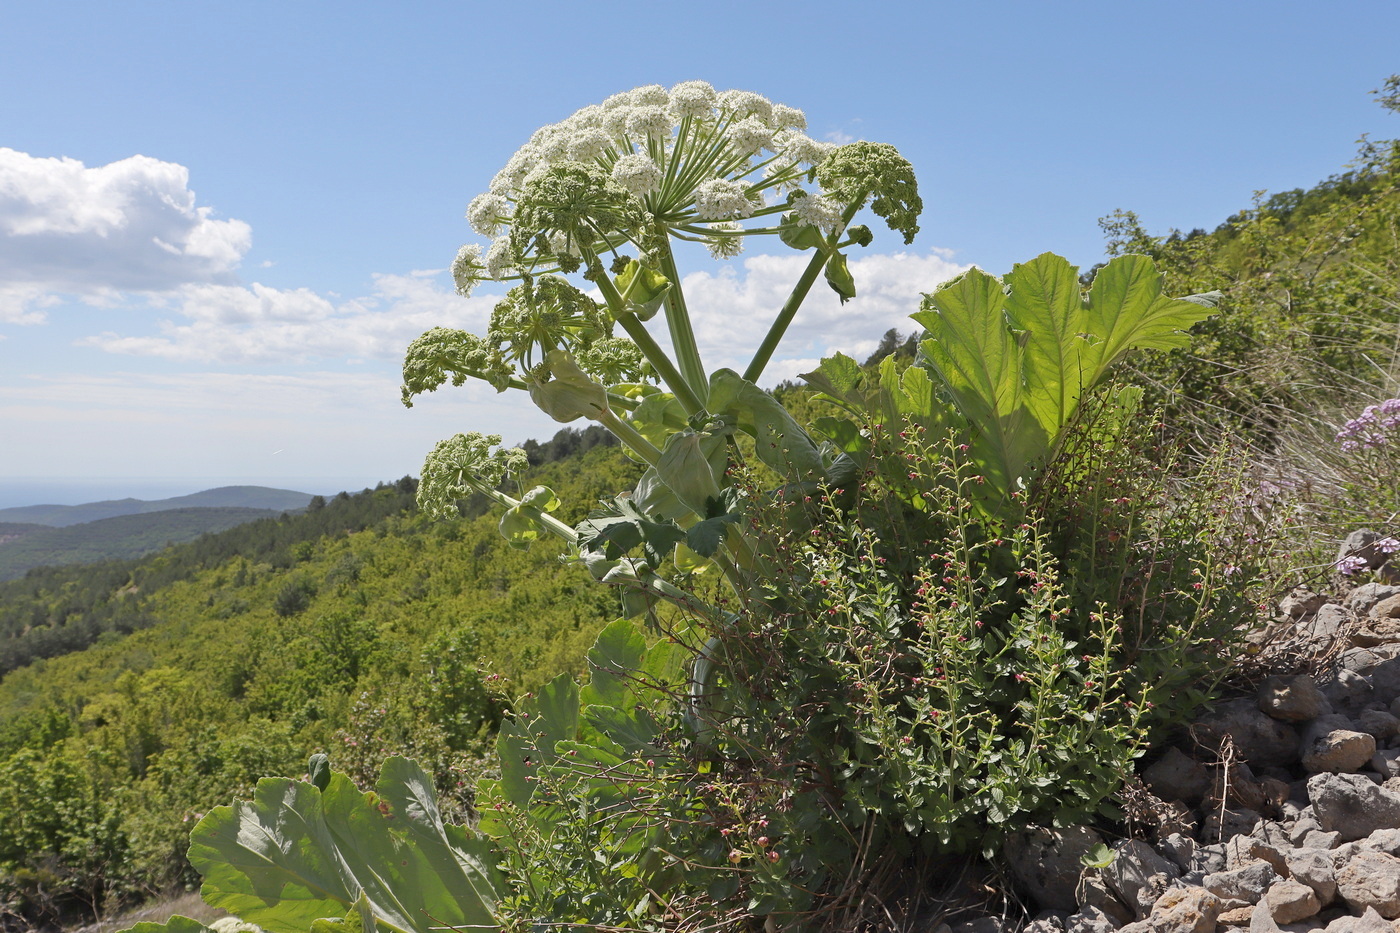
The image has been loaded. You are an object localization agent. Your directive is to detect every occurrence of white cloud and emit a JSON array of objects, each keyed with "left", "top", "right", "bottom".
[
  {"left": 681, "top": 250, "right": 970, "bottom": 383},
  {"left": 0, "top": 148, "right": 251, "bottom": 313},
  {"left": 73, "top": 249, "right": 969, "bottom": 374},
  {"left": 79, "top": 271, "right": 494, "bottom": 364}
]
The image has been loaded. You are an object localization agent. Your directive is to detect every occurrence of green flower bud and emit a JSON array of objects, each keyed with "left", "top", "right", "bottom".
[
  {"left": 418, "top": 432, "right": 528, "bottom": 521},
  {"left": 824, "top": 251, "right": 856, "bottom": 303},
  {"left": 816, "top": 141, "right": 922, "bottom": 245}
]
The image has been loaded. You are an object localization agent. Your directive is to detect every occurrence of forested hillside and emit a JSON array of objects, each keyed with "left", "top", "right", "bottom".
[
  {"left": 0, "top": 429, "right": 630, "bottom": 927},
  {"left": 2, "top": 83, "right": 1398, "bottom": 933},
  {"left": 0, "top": 507, "right": 288, "bottom": 583}
]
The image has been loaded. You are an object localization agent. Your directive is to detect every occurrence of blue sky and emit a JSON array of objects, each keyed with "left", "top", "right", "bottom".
[{"left": 1, "top": 0, "right": 1397, "bottom": 504}]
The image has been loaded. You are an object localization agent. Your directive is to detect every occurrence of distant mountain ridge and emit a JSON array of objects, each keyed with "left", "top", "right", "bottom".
[
  {"left": 0, "top": 485, "right": 314, "bottom": 527},
  {"left": 0, "top": 507, "right": 289, "bottom": 582}
]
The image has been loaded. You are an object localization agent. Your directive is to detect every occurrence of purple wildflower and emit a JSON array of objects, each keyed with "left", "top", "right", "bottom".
[
  {"left": 1336, "top": 555, "right": 1371, "bottom": 575},
  {"left": 1377, "top": 537, "right": 1400, "bottom": 555},
  {"left": 1336, "top": 398, "right": 1400, "bottom": 451}
]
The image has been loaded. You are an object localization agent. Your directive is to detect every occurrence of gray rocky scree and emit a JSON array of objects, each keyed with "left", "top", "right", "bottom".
[{"left": 978, "top": 543, "right": 1400, "bottom": 933}]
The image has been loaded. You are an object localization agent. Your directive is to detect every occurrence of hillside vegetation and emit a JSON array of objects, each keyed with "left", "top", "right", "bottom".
[
  {"left": 1, "top": 80, "right": 1397, "bottom": 933},
  {"left": 0, "top": 431, "right": 631, "bottom": 927},
  {"left": 0, "top": 508, "right": 287, "bottom": 583}
]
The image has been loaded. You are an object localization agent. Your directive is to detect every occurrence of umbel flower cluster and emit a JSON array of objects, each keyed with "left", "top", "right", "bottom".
[
  {"left": 402, "top": 81, "right": 922, "bottom": 606},
  {"left": 402, "top": 81, "right": 921, "bottom": 410}
]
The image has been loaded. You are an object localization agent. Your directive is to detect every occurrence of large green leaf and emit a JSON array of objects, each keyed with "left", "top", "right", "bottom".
[
  {"left": 912, "top": 268, "right": 1046, "bottom": 500},
  {"left": 708, "top": 369, "right": 825, "bottom": 483},
  {"left": 909, "top": 253, "right": 1218, "bottom": 507},
  {"left": 188, "top": 757, "right": 502, "bottom": 933}
]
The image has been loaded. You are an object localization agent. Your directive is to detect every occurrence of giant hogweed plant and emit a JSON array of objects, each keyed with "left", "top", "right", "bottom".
[
  {"left": 134, "top": 83, "right": 1242, "bottom": 933},
  {"left": 402, "top": 81, "right": 921, "bottom": 622}
]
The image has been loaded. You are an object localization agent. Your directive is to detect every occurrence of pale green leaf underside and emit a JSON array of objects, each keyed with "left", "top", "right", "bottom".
[{"left": 188, "top": 758, "right": 501, "bottom": 933}]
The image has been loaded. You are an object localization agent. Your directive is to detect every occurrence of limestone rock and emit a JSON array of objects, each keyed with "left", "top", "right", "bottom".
[
  {"left": 1065, "top": 906, "right": 1120, "bottom": 933},
  {"left": 1308, "top": 771, "right": 1400, "bottom": 841},
  {"left": 1323, "top": 907, "right": 1392, "bottom": 933},
  {"left": 1262, "top": 879, "right": 1320, "bottom": 925},
  {"left": 1144, "top": 748, "right": 1212, "bottom": 805},
  {"left": 1116, "top": 886, "right": 1223, "bottom": 933},
  {"left": 1348, "top": 583, "right": 1400, "bottom": 617},
  {"left": 1104, "top": 839, "right": 1181, "bottom": 920},
  {"left": 1300, "top": 715, "right": 1377, "bottom": 774},
  {"left": 1281, "top": 587, "right": 1328, "bottom": 619},
  {"left": 1203, "top": 808, "right": 1263, "bottom": 843},
  {"left": 1004, "top": 825, "right": 1104, "bottom": 912},
  {"left": 1371, "top": 593, "right": 1400, "bottom": 620},
  {"left": 1258, "top": 675, "right": 1328, "bottom": 723},
  {"left": 1304, "top": 605, "right": 1351, "bottom": 647},
  {"left": 1079, "top": 871, "right": 1135, "bottom": 926},
  {"left": 1193, "top": 699, "right": 1302, "bottom": 769},
  {"left": 1335, "top": 850, "right": 1400, "bottom": 918},
  {"left": 1204, "top": 861, "right": 1279, "bottom": 906},
  {"left": 1283, "top": 846, "right": 1337, "bottom": 906},
  {"left": 1352, "top": 616, "right": 1400, "bottom": 648},
  {"left": 1356, "top": 708, "right": 1400, "bottom": 742}
]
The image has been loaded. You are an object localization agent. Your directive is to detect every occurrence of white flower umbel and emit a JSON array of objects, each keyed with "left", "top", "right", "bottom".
[
  {"left": 772, "top": 104, "right": 807, "bottom": 131},
  {"left": 567, "top": 127, "right": 611, "bottom": 163},
  {"left": 612, "top": 153, "right": 663, "bottom": 198},
  {"left": 694, "top": 178, "right": 756, "bottom": 220},
  {"left": 792, "top": 193, "right": 844, "bottom": 235},
  {"left": 706, "top": 221, "right": 745, "bottom": 259},
  {"left": 726, "top": 115, "right": 774, "bottom": 156},
  {"left": 668, "top": 80, "right": 717, "bottom": 119},
  {"left": 451, "top": 244, "right": 484, "bottom": 297},
  {"left": 484, "top": 236, "right": 518, "bottom": 280},
  {"left": 467, "top": 193, "right": 510, "bottom": 237}
]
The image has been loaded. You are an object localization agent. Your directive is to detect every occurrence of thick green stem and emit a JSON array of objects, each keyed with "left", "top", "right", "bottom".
[
  {"left": 596, "top": 408, "right": 663, "bottom": 467},
  {"left": 592, "top": 261, "right": 706, "bottom": 415},
  {"left": 741, "top": 199, "right": 865, "bottom": 385},
  {"left": 654, "top": 234, "right": 708, "bottom": 403}
]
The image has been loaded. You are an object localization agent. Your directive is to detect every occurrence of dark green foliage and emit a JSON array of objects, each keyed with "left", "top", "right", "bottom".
[
  {"left": 0, "top": 507, "right": 282, "bottom": 582},
  {"left": 0, "top": 449, "right": 638, "bottom": 929}
]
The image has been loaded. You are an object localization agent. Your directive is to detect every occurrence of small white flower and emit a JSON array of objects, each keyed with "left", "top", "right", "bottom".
[
  {"left": 467, "top": 192, "right": 510, "bottom": 237},
  {"left": 792, "top": 193, "right": 843, "bottom": 235},
  {"left": 451, "top": 244, "right": 483, "bottom": 296},
  {"left": 772, "top": 104, "right": 807, "bottom": 131},
  {"left": 629, "top": 84, "right": 670, "bottom": 107},
  {"left": 612, "top": 152, "right": 663, "bottom": 198},
  {"left": 775, "top": 130, "right": 833, "bottom": 167},
  {"left": 485, "top": 236, "right": 517, "bottom": 280},
  {"left": 547, "top": 230, "right": 582, "bottom": 259},
  {"left": 726, "top": 115, "right": 774, "bottom": 155},
  {"left": 490, "top": 147, "right": 541, "bottom": 195},
  {"left": 717, "top": 89, "right": 773, "bottom": 124},
  {"left": 568, "top": 104, "right": 603, "bottom": 129},
  {"left": 602, "top": 105, "right": 633, "bottom": 138},
  {"left": 567, "top": 127, "right": 611, "bottom": 163},
  {"left": 535, "top": 127, "right": 571, "bottom": 163},
  {"left": 706, "top": 222, "right": 744, "bottom": 259},
  {"left": 694, "top": 178, "right": 756, "bottom": 220},
  {"left": 626, "top": 105, "right": 672, "bottom": 142},
  {"left": 669, "top": 80, "right": 717, "bottom": 120},
  {"left": 601, "top": 90, "right": 631, "bottom": 110}
]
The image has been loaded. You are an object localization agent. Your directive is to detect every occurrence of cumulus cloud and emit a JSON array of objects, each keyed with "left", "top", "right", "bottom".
[
  {"left": 682, "top": 250, "right": 969, "bottom": 383},
  {"left": 74, "top": 248, "right": 969, "bottom": 375},
  {"left": 76, "top": 249, "right": 968, "bottom": 371},
  {"left": 79, "top": 271, "right": 495, "bottom": 364},
  {"left": 0, "top": 148, "right": 251, "bottom": 318}
]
